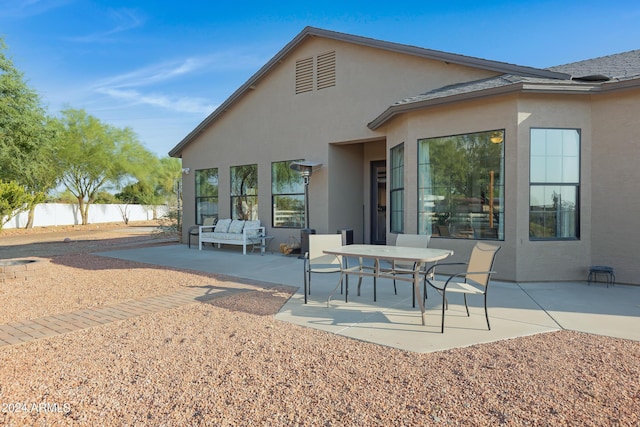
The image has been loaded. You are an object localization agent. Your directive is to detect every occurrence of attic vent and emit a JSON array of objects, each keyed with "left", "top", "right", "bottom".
[
  {"left": 316, "top": 51, "right": 336, "bottom": 90},
  {"left": 295, "top": 57, "right": 314, "bottom": 94}
]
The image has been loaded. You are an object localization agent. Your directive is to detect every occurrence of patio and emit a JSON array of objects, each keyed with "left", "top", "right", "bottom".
[{"left": 98, "top": 244, "right": 640, "bottom": 353}]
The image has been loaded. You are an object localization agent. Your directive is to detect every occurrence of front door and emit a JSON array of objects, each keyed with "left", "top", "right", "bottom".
[{"left": 370, "top": 160, "right": 386, "bottom": 244}]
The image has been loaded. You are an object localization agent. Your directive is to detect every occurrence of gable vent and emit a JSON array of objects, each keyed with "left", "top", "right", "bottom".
[
  {"left": 316, "top": 51, "right": 336, "bottom": 90},
  {"left": 295, "top": 57, "right": 314, "bottom": 94}
]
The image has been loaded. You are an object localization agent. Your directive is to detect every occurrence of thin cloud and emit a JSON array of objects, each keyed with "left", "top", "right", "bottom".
[
  {"left": 91, "top": 51, "right": 265, "bottom": 114},
  {"left": 65, "top": 8, "right": 145, "bottom": 43},
  {"left": 96, "top": 87, "right": 215, "bottom": 115},
  {"left": 0, "top": 0, "right": 72, "bottom": 18},
  {"left": 96, "top": 57, "right": 210, "bottom": 89}
]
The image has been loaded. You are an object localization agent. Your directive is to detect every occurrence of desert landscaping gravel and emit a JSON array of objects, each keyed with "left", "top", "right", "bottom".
[{"left": 0, "top": 223, "right": 639, "bottom": 425}]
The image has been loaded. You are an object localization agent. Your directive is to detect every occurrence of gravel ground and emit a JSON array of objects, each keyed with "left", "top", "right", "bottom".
[{"left": 1, "top": 224, "right": 639, "bottom": 426}]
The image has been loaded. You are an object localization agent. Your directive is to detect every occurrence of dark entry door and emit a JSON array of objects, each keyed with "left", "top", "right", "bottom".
[{"left": 370, "top": 160, "right": 386, "bottom": 245}]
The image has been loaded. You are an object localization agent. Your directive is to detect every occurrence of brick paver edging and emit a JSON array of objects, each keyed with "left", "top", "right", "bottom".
[{"left": 0, "top": 286, "right": 246, "bottom": 348}]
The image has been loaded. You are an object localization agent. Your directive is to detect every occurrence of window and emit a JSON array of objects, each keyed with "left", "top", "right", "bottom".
[
  {"left": 390, "top": 143, "right": 404, "bottom": 233},
  {"left": 529, "top": 128, "right": 580, "bottom": 239},
  {"left": 272, "top": 160, "right": 305, "bottom": 228},
  {"left": 418, "top": 130, "right": 504, "bottom": 240},
  {"left": 230, "top": 164, "right": 258, "bottom": 220},
  {"left": 195, "top": 168, "right": 218, "bottom": 225}
]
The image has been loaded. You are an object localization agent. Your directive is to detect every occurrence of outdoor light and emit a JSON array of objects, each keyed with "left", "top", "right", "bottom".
[
  {"left": 290, "top": 161, "right": 321, "bottom": 186},
  {"left": 181, "top": 167, "right": 191, "bottom": 174},
  {"left": 290, "top": 160, "right": 322, "bottom": 258}
]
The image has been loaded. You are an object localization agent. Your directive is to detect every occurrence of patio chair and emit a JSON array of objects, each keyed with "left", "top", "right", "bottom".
[
  {"left": 304, "top": 234, "right": 366, "bottom": 304},
  {"left": 303, "top": 234, "right": 344, "bottom": 304},
  {"left": 424, "top": 242, "right": 500, "bottom": 333},
  {"left": 187, "top": 216, "right": 217, "bottom": 248},
  {"left": 383, "top": 234, "right": 431, "bottom": 307}
]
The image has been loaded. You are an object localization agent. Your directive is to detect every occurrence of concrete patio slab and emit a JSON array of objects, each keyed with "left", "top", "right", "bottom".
[{"left": 97, "top": 244, "right": 640, "bottom": 353}]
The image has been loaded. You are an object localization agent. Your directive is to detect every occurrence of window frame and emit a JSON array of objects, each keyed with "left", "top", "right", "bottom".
[
  {"left": 390, "top": 143, "right": 404, "bottom": 233},
  {"left": 194, "top": 168, "right": 219, "bottom": 225},
  {"left": 230, "top": 164, "right": 258, "bottom": 220},
  {"left": 417, "top": 129, "right": 505, "bottom": 240},
  {"left": 529, "top": 128, "right": 581, "bottom": 240},
  {"left": 271, "top": 159, "right": 305, "bottom": 228}
]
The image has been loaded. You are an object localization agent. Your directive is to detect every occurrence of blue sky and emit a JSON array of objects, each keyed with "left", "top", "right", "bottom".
[{"left": 1, "top": 0, "right": 638, "bottom": 157}]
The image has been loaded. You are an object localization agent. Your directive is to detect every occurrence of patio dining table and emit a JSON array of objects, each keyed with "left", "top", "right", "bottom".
[{"left": 323, "top": 245, "right": 454, "bottom": 326}]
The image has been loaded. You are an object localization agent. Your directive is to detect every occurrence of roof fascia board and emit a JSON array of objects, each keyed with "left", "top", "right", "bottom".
[
  {"left": 368, "top": 81, "right": 622, "bottom": 130},
  {"left": 368, "top": 84, "right": 525, "bottom": 130},
  {"left": 598, "top": 77, "right": 640, "bottom": 93},
  {"left": 305, "top": 27, "right": 570, "bottom": 80}
]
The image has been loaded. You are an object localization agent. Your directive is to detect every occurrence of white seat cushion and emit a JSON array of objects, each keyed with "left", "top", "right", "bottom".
[
  {"left": 228, "top": 220, "right": 245, "bottom": 234},
  {"left": 215, "top": 218, "right": 232, "bottom": 233}
]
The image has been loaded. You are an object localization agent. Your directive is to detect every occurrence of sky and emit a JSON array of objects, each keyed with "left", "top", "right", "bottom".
[{"left": 1, "top": 0, "right": 639, "bottom": 158}]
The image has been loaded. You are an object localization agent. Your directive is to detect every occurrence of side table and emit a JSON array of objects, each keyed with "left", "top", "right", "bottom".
[{"left": 587, "top": 265, "right": 615, "bottom": 287}]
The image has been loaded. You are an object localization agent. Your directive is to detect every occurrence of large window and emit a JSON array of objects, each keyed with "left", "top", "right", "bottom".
[
  {"left": 230, "top": 164, "right": 258, "bottom": 220},
  {"left": 272, "top": 160, "right": 305, "bottom": 228},
  {"left": 390, "top": 143, "right": 404, "bottom": 233},
  {"left": 195, "top": 168, "right": 218, "bottom": 225},
  {"left": 529, "top": 128, "right": 580, "bottom": 239},
  {"left": 418, "top": 130, "right": 504, "bottom": 239}
]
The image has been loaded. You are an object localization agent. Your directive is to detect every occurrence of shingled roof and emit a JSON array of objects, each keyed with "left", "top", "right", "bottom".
[
  {"left": 368, "top": 49, "right": 640, "bottom": 130},
  {"left": 548, "top": 49, "right": 640, "bottom": 80}
]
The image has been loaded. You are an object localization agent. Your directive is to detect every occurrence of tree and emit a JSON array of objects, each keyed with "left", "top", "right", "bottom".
[
  {"left": 0, "top": 181, "right": 33, "bottom": 230},
  {"left": 55, "top": 108, "right": 155, "bottom": 225},
  {"left": 115, "top": 156, "right": 181, "bottom": 221},
  {"left": 0, "top": 38, "right": 58, "bottom": 227}
]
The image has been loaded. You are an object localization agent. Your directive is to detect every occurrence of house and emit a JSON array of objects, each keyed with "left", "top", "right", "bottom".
[{"left": 169, "top": 26, "right": 640, "bottom": 285}]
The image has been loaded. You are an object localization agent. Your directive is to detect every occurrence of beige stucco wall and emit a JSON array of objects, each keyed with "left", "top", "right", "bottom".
[
  {"left": 515, "top": 94, "right": 592, "bottom": 282},
  {"left": 383, "top": 96, "right": 520, "bottom": 282},
  {"left": 590, "top": 88, "right": 640, "bottom": 284},
  {"left": 382, "top": 93, "right": 601, "bottom": 283},
  {"left": 180, "top": 36, "right": 498, "bottom": 246},
  {"left": 177, "top": 33, "right": 639, "bottom": 285}
]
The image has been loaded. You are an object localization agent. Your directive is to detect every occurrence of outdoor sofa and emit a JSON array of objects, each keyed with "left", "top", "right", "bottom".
[{"left": 198, "top": 218, "right": 266, "bottom": 255}]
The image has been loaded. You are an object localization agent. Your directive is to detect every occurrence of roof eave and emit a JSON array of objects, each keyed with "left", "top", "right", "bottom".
[
  {"left": 169, "top": 26, "right": 570, "bottom": 157},
  {"left": 309, "top": 28, "right": 570, "bottom": 80},
  {"left": 168, "top": 28, "right": 314, "bottom": 158},
  {"left": 368, "top": 84, "right": 525, "bottom": 130},
  {"left": 598, "top": 76, "right": 640, "bottom": 93},
  {"left": 367, "top": 81, "right": 616, "bottom": 130}
]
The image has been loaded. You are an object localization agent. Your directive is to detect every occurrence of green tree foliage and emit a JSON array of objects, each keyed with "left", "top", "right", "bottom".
[
  {"left": 116, "top": 181, "right": 153, "bottom": 204},
  {"left": 156, "top": 157, "right": 182, "bottom": 203},
  {"left": 116, "top": 157, "right": 181, "bottom": 206},
  {"left": 55, "top": 108, "right": 156, "bottom": 225},
  {"left": 0, "top": 38, "right": 58, "bottom": 227},
  {"left": 0, "top": 181, "right": 35, "bottom": 230}
]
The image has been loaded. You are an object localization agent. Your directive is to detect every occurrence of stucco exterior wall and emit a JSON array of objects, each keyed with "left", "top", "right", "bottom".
[
  {"left": 327, "top": 143, "right": 364, "bottom": 241},
  {"left": 590, "top": 88, "right": 640, "bottom": 284},
  {"left": 175, "top": 31, "right": 640, "bottom": 285},
  {"left": 179, "top": 36, "right": 498, "bottom": 245},
  {"left": 514, "top": 94, "right": 592, "bottom": 282},
  {"left": 381, "top": 93, "right": 601, "bottom": 283},
  {"left": 382, "top": 96, "right": 519, "bottom": 281}
]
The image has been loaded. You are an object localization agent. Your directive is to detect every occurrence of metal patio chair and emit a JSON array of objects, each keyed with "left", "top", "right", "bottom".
[{"left": 424, "top": 242, "right": 500, "bottom": 333}]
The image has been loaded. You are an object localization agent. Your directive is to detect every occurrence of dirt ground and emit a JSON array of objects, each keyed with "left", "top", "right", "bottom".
[
  {"left": 0, "top": 220, "right": 178, "bottom": 259},
  {"left": 1, "top": 222, "right": 639, "bottom": 426}
]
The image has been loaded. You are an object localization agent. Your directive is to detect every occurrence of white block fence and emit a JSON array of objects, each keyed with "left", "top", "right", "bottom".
[{"left": 3, "top": 203, "right": 168, "bottom": 229}]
